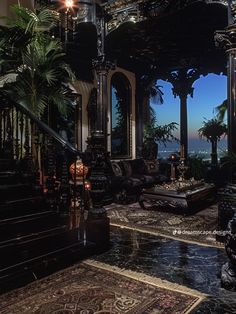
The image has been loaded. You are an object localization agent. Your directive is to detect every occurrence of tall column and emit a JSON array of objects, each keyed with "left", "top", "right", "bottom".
[
  {"left": 215, "top": 0, "right": 236, "bottom": 155},
  {"left": 92, "top": 61, "right": 113, "bottom": 151},
  {"left": 84, "top": 9, "right": 114, "bottom": 248},
  {"left": 228, "top": 48, "right": 236, "bottom": 154},
  {"left": 167, "top": 69, "right": 199, "bottom": 161},
  {"left": 90, "top": 11, "right": 114, "bottom": 151}
]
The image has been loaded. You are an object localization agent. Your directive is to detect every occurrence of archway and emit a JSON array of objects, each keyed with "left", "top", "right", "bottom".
[{"left": 111, "top": 72, "right": 132, "bottom": 158}]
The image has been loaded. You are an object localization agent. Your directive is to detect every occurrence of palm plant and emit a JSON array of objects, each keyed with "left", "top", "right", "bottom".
[
  {"left": 0, "top": 4, "right": 75, "bottom": 118},
  {"left": 142, "top": 107, "right": 178, "bottom": 159},
  {"left": 198, "top": 118, "right": 227, "bottom": 166},
  {"left": 215, "top": 99, "right": 227, "bottom": 122}
]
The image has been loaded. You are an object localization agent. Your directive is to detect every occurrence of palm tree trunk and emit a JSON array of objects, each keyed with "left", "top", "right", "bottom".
[
  {"left": 180, "top": 94, "right": 188, "bottom": 160},
  {"left": 211, "top": 140, "right": 218, "bottom": 166}
]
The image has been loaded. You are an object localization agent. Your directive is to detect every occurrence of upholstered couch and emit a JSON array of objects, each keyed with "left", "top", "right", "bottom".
[{"left": 109, "top": 158, "right": 168, "bottom": 204}]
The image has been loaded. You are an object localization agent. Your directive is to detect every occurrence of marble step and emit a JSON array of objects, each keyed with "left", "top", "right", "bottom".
[
  {"left": 0, "top": 239, "right": 95, "bottom": 295},
  {"left": 0, "top": 225, "right": 79, "bottom": 269},
  {"left": 0, "top": 195, "right": 47, "bottom": 219},
  {"left": 0, "top": 210, "right": 61, "bottom": 241},
  {"left": 0, "top": 183, "right": 40, "bottom": 202},
  {"left": 0, "top": 159, "right": 16, "bottom": 171},
  {"left": 0, "top": 171, "right": 20, "bottom": 185}
]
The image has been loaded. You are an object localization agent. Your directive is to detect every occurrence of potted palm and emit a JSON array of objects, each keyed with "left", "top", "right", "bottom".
[
  {"left": 198, "top": 118, "right": 227, "bottom": 166},
  {"left": 142, "top": 107, "right": 178, "bottom": 160},
  {"left": 0, "top": 4, "right": 75, "bottom": 118}
]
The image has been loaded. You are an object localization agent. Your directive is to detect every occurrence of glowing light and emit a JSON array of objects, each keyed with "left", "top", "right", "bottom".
[
  {"left": 129, "top": 16, "right": 136, "bottom": 23},
  {"left": 84, "top": 180, "right": 92, "bottom": 191},
  {"left": 65, "top": 0, "right": 74, "bottom": 8}
]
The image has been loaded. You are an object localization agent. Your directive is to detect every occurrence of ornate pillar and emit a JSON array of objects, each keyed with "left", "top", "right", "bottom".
[
  {"left": 167, "top": 69, "right": 199, "bottom": 160},
  {"left": 84, "top": 9, "right": 114, "bottom": 248},
  {"left": 89, "top": 8, "right": 114, "bottom": 150},
  {"left": 92, "top": 60, "right": 113, "bottom": 150},
  {"left": 216, "top": 1, "right": 236, "bottom": 291},
  {"left": 215, "top": 1, "right": 236, "bottom": 155}
]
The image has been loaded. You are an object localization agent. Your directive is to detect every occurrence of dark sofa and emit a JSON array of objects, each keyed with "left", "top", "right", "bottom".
[{"left": 109, "top": 158, "right": 168, "bottom": 204}]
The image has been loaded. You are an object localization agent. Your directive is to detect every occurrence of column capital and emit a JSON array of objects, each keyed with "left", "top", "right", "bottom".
[
  {"left": 215, "top": 24, "right": 236, "bottom": 52},
  {"left": 165, "top": 68, "right": 200, "bottom": 99},
  {"left": 93, "top": 59, "right": 115, "bottom": 74}
]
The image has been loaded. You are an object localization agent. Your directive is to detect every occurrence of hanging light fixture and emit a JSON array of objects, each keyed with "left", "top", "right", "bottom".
[
  {"left": 57, "top": 0, "right": 96, "bottom": 43},
  {"left": 65, "top": 0, "right": 74, "bottom": 9}
]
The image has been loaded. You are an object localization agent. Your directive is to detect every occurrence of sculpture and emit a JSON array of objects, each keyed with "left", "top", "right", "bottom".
[{"left": 221, "top": 213, "right": 236, "bottom": 291}]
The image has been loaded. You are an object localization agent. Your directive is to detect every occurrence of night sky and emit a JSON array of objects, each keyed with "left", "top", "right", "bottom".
[
  {"left": 154, "top": 74, "right": 227, "bottom": 138},
  {"left": 153, "top": 73, "right": 227, "bottom": 155}
]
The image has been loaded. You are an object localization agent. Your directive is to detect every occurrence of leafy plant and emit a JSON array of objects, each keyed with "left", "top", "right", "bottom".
[
  {"left": 142, "top": 107, "right": 178, "bottom": 159},
  {"left": 198, "top": 118, "right": 227, "bottom": 165},
  {"left": 215, "top": 99, "right": 227, "bottom": 122},
  {"left": 144, "top": 107, "right": 178, "bottom": 144},
  {"left": 0, "top": 4, "right": 75, "bottom": 118}
]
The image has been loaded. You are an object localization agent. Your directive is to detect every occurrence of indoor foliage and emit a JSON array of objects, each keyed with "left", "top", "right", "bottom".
[{"left": 0, "top": 4, "right": 75, "bottom": 118}]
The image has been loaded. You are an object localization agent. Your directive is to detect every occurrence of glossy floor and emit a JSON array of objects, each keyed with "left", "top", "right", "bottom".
[{"left": 92, "top": 226, "right": 236, "bottom": 313}]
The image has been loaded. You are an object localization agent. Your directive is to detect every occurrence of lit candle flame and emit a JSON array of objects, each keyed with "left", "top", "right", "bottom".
[{"left": 65, "top": 0, "right": 74, "bottom": 9}]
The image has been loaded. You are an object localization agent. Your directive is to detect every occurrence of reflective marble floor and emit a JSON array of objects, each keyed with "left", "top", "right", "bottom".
[{"left": 92, "top": 226, "right": 236, "bottom": 313}]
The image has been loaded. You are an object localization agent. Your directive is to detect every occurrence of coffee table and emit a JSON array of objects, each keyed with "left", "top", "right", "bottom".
[{"left": 139, "top": 182, "right": 215, "bottom": 212}]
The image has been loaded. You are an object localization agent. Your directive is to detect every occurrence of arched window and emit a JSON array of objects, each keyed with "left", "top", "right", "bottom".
[{"left": 111, "top": 73, "right": 131, "bottom": 158}]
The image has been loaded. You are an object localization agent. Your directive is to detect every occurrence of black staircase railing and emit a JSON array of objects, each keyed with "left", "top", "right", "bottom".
[
  {"left": 0, "top": 93, "right": 111, "bottom": 291},
  {"left": 0, "top": 93, "right": 85, "bottom": 231}
]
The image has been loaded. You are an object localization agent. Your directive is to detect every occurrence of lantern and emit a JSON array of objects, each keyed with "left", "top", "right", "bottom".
[{"left": 69, "top": 159, "right": 89, "bottom": 182}]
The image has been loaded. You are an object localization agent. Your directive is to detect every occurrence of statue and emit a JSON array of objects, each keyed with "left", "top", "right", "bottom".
[{"left": 221, "top": 213, "right": 236, "bottom": 291}]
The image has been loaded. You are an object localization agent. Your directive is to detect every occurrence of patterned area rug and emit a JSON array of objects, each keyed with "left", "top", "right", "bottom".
[
  {"left": 0, "top": 262, "right": 201, "bottom": 314},
  {"left": 106, "top": 202, "right": 222, "bottom": 247}
]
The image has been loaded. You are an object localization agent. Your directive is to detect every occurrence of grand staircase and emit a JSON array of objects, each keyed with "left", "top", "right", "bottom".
[{"left": 0, "top": 97, "right": 96, "bottom": 294}]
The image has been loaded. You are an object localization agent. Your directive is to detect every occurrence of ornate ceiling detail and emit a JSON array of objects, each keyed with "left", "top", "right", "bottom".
[
  {"left": 103, "top": 0, "right": 227, "bottom": 34},
  {"left": 105, "top": 4, "right": 146, "bottom": 33},
  {"left": 104, "top": 0, "right": 172, "bottom": 33}
]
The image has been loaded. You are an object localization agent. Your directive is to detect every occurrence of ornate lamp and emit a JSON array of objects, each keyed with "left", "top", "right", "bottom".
[{"left": 69, "top": 158, "right": 89, "bottom": 182}]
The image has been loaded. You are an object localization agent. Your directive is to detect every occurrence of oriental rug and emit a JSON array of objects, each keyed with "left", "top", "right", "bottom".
[
  {"left": 105, "top": 202, "right": 223, "bottom": 247},
  {"left": 0, "top": 261, "right": 202, "bottom": 314}
]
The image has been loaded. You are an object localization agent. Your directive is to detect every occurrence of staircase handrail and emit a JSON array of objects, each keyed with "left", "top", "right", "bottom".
[{"left": 11, "top": 100, "right": 80, "bottom": 157}]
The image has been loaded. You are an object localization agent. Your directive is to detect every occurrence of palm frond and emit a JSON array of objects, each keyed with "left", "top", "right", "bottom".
[
  {"left": 198, "top": 118, "right": 227, "bottom": 142},
  {"left": 215, "top": 99, "right": 227, "bottom": 121},
  {"left": 150, "top": 84, "right": 164, "bottom": 105},
  {"left": 0, "top": 3, "right": 75, "bottom": 119}
]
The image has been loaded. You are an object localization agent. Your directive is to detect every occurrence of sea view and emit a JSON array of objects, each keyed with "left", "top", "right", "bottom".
[{"left": 158, "top": 138, "right": 227, "bottom": 161}]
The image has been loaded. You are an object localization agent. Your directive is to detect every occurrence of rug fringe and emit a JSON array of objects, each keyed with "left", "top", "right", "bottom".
[
  {"left": 110, "top": 222, "right": 224, "bottom": 249},
  {"left": 84, "top": 259, "right": 206, "bottom": 302}
]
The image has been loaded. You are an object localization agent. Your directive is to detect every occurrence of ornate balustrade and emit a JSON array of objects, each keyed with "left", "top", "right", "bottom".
[{"left": 0, "top": 92, "right": 81, "bottom": 217}]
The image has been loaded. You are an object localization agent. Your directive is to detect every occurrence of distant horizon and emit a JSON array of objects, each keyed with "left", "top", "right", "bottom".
[
  {"left": 152, "top": 73, "right": 227, "bottom": 158},
  {"left": 158, "top": 137, "right": 227, "bottom": 159},
  {"left": 152, "top": 73, "right": 227, "bottom": 139}
]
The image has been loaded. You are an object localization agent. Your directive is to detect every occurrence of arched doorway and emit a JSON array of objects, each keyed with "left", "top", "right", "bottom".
[{"left": 110, "top": 72, "right": 132, "bottom": 158}]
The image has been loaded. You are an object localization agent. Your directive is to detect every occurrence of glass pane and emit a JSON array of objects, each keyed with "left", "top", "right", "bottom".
[{"left": 111, "top": 73, "right": 131, "bottom": 158}]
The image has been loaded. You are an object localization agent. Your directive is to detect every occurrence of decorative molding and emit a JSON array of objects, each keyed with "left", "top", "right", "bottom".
[
  {"left": 166, "top": 68, "right": 200, "bottom": 98},
  {"left": 106, "top": 4, "right": 146, "bottom": 34},
  {"left": 215, "top": 25, "right": 236, "bottom": 51}
]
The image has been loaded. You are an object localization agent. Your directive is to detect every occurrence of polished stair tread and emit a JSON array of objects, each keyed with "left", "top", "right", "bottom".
[
  {"left": 0, "top": 210, "right": 53, "bottom": 224},
  {"left": 0, "top": 159, "right": 16, "bottom": 171},
  {"left": 0, "top": 224, "right": 68, "bottom": 248},
  {"left": 0, "top": 210, "right": 61, "bottom": 241},
  {"left": 0, "top": 240, "right": 95, "bottom": 295},
  {"left": 0, "top": 196, "right": 47, "bottom": 218},
  {"left": 0, "top": 225, "right": 78, "bottom": 268},
  {"left": 0, "top": 183, "right": 39, "bottom": 201}
]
